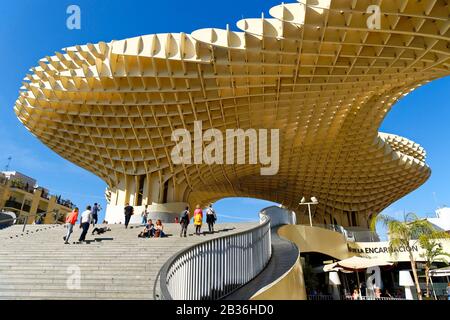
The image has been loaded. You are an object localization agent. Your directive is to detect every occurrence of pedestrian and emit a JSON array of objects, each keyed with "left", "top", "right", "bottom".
[
  {"left": 91, "top": 226, "right": 111, "bottom": 235},
  {"left": 154, "top": 219, "right": 166, "bottom": 238},
  {"left": 91, "top": 203, "right": 101, "bottom": 227},
  {"left": 63, "top": 207, "right": 79, "bottom": 244},
  {"left": 124, "top": 203, "right": 134, "bottom": 228},
  {"left": 206, "top": 203, "right": 217, "bottom": 233},
  {"left": 78, "top": 206, "right": 93, "bottom": 242},
  {"left": 193, "top": 204, "right": 203, "bottom": 235},
  {"left": 359, "top": 281, "right": 366, "bottom": 297},
  {"left": 375, "top": 287, "right": 382, "bottom": 299},
  {"left": 352, "top": 288, "right": 360, "bottom": 300},
  {"left": 179, "top": 207, "right": 190, "bottom": 237},
  {"left": 141, "top": 205, "right": 149, "bottom": 225},
  {"left": 447, "top": 282, "right": 450, "bottom": 300},
  {"left": 138, "top": 219, "right": 155, "bottom": 238}
]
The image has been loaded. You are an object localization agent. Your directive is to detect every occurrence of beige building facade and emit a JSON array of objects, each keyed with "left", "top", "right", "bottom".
[{"left": 0, "top": 172, "right": 73, "bottom": 224}]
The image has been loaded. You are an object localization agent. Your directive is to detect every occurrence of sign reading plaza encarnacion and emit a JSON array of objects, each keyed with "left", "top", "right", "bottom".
[
  {"left": 348, "top": 244, "right": 420, "bottom": 255},
  {"left": 347, "top": 240, "right": 450, "bottom": 262}
]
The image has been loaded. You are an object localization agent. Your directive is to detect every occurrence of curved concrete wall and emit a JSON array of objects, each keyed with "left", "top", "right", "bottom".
[
  {"left": 250, "top": 253, "right": 307, "bottom": 300},
  {"left": 278, "top": 225, "right": 351, "bottom": 260},
  {"left": 105, "top": 202, "right": 187, "bottom": 224},
  {"left": 244, "top": 206, "right": 306, "bottom": 300},
  {"left": 259, "top": 206, "right": 296, "bottom": 227}
]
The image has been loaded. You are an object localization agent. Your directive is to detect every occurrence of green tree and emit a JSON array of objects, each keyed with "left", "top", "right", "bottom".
[
  {"left": 418, "top": 233, "right": 450, "bottom": 299},
  {"left": 372, "top": 212, "right": 445, "bottom": 300}
]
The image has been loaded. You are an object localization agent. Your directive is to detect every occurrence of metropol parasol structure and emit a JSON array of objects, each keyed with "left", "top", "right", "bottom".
[{"left": 14, "top": 0, "right": 450, "bottom": 224}]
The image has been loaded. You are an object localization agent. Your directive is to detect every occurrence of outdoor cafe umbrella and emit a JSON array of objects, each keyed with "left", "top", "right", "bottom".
[{"left": 324, "top": 256, "right": 393, "bottom": 289}]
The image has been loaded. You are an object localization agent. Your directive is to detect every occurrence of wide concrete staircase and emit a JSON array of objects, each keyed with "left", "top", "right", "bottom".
[{"left": 0, "top": 222, "right": 256, "bottom": 300}]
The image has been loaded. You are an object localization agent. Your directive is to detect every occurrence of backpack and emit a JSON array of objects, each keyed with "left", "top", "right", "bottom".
[
  {"left": 207, "top": 208, "right": 216, "bottom": 221},
  {"left": 181, "top": 210, "right": 189, "bottom": 224}
]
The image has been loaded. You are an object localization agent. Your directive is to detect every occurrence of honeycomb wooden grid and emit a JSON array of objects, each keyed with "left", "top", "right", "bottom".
[{"left": 15, "top": 0, "right": 450, "bottom": 226}]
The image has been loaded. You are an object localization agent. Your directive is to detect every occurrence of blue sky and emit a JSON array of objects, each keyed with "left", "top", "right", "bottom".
[{"left": 0, "top": 1, "right": 449, "bottom": 234}]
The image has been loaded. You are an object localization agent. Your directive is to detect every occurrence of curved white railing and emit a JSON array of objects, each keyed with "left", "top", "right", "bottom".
[{"left": 158, "top": 216, "right": 272, "bottom": 300}]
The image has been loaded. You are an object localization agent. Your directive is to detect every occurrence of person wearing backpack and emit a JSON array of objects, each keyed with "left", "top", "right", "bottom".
[
  {"left": 206, "top": 203, "right": 217, "bottom": 233},
  {"left": 179, "top": 207, "right": 190, "bottom": 237}
]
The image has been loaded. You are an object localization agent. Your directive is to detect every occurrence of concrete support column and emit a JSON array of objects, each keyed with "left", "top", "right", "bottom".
[
  {"left": 44, "top": 196, "right": 57, "bottom": 224},
  {"left": 28, "top": 189, "right": 42, "bottom": 224},
  {"left": 115, "top": 177, "right": 127, "bottom": 205},
  {"left": 150, "top": 173, "right": 160, "bottom": 203},
  {"left": 128, "top": 175, "right": 137, "bottom": 206},
  {"left": 142, "top": 174, "right": 150, "bottom": 205}
]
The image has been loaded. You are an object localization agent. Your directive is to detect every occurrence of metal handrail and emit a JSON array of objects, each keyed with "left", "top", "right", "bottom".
[
  {"left": 311, "top": 224, "right": 381, "bottom": 242},
  {"left": 153, "top": 267, "right": 163, "bottom": 300},
  {"left": 343, "top": 295, "right": 406, "bottom": 301},
  {"left": 308, "top": 294, "right": 334, "bottom": 300},
  {"left": 158, "top": 216, "right": 272, "bottom": 300}
]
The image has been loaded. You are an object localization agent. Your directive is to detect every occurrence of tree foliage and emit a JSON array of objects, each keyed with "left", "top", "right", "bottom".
[{"left": 371, "top": 212, "right": 450, "bottom": 300}]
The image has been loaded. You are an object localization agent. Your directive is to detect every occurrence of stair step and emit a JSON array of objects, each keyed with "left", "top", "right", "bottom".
[{"left": 0, "top": 222, "right": 256, "bottom": 299}]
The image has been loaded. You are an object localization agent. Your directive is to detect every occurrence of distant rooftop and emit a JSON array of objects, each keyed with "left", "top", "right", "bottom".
[
  {"left": 1, "top": 171, "right": 37, "bottom": 188},
  {"left": 0, "top": 170, "right": 75, "bottom": 209},
  {"left": 427, "top": 207, "right": 450, "bottom": 232}
]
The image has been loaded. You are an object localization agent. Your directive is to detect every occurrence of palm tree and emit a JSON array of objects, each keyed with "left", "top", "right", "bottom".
[
  {"left": 418, "top": 233, "right": 450, "bottom": 299},
  {"left": 373, "top": 212, "right": 439, "bottom": 300}
]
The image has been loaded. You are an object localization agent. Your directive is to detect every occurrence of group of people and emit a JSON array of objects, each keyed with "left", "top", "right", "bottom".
[
  {"left": 136, "top": 203, "right": 218, "bottom": 239},
  {"left": 63, "top": 202, "right": 219, "bottom": 243},
  {"left": 138, "top": 219, "right": 166, "bottom": 238},
  {"left": 63, "top": 203, "right": 106, "bottom": 244},
  {"left": 351, "top": 286, "right": 402, "bottom": 300},
  {"left": 179, "top": 204, "right": 217, "bottom": 237}
]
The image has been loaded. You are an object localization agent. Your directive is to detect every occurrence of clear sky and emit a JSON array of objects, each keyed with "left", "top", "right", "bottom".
[{"left": 0, "top": 1, "right": 449, "bottom": 233}]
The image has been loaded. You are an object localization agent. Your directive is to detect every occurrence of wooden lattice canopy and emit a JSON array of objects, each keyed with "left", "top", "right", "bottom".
[{"left": 15, "top": 0, "right": 450, "bottom": 226}]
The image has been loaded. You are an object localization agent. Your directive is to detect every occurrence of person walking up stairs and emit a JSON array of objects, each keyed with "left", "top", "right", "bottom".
[
  {"left": 78, "top": 206, "right": 93, "bottom": 242},
  {"left": 63, "top": 207, "right": 79, "bottom": 244}
]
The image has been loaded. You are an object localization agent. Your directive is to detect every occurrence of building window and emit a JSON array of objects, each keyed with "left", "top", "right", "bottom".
[{"left": 23, "top": 200, "right": 32, "bottom": 212}]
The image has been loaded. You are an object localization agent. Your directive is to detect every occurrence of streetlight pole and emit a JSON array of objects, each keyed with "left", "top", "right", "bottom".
[
  {"left": 299, "top": 197, "right": 319, "bottom": 227},
  {"left": 307, "top": 203, "right": 312, "bottom": 227}
]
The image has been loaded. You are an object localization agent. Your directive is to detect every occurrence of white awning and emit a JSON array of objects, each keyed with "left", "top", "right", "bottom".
[{"left": 429, "top": 266, "right": 450, "bottom": 277}]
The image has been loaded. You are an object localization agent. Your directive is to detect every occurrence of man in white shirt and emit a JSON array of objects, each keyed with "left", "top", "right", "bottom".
[
  {"left": 206, "top": 204, "right": 217, "bottom": 233},
  {"left": 78, "top": 205, "right": 92, "bottom": 242}
]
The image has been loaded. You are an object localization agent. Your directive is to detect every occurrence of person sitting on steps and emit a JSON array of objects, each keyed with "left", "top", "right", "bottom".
[
  {"left": 91, "top": 226, "right": 111, "bottom": 235},
  {"left": 138, "top": 219, "right": 155, "bottom": 238},
  {"left": 154, "top": 219, "right": 166, "bottom": 238}
]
